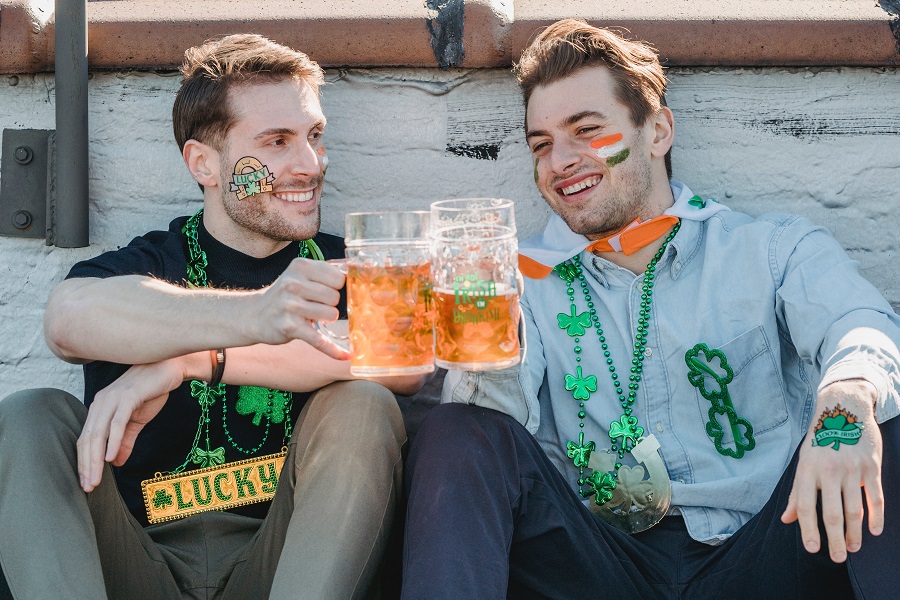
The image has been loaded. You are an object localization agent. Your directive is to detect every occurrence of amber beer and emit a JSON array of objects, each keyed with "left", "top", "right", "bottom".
[
  {"left": 317, "top": 211, "right": 434, "bottom": 376},
  {"left": 433, "top": 284, "right": 519, "bottom": 367},
  {"left": 346, "top": 262, "right": 434, "bottom": 374},
  {"left": 430, "top": 198, "right": 520, "bottom": 371}
]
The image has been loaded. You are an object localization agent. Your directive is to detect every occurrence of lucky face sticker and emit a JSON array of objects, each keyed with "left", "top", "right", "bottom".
[
  {"left": 231, "top": 156, "right": 275, "bottom": 200},
  {"left": 812, "top": 404, "right": 864, "bottom": 450},
  {"left": 590, "top": 133, "right": 630, "bottom": 167}
]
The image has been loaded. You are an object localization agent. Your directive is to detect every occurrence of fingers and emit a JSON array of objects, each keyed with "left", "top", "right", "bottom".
[
  {"left": 820, "top": 482, "right": 847, "bottom": 562},
  {"left": 76, "top": 400, "right": 114, "bottom": 492},
  {"left": 790, "top": 471, "right": 823, "bottom": 555},
  {"left": 307, "top": 329, "right": 352, "bottom": 361},
  {"left": 863, "top": 469, "right": 885, "bottom": 537},
  {"left": 841, "top": 476, "right": 864, "bottom": 554}
]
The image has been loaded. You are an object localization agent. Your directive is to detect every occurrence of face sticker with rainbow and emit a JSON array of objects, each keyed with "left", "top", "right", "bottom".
[
  {"left": 316, "top": 146, "right": 329, "bottom": 174},
  {"left": 590, "top": 133, "right": 630, "bottom": 167},
  {"left": 230, "top": 156, "right": 275, "bottom": 200}
]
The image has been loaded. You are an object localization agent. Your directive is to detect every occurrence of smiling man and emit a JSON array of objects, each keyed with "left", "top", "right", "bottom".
[
  {"left": 0, "top": 35, "right": 419, "bottom": 600},
  {"left": 401, "top": 19, "right": 900, "bottom": 599}
]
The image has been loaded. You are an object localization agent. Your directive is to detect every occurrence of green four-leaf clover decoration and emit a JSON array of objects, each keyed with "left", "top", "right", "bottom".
[
  {"left": 608, "top": 415, "right": 644, "bottom": 451},
  {"left": 586, "top": 470, "right": 617, "bottom": 506},
  {"left": 685, "top": 343, "right": 756, "bottom": 459},
  {"left": 236, "top": 386, "right": 292, "bottom": 426},
  {"left": 566, "top": 432, "right": 596, "bottom": 468}
]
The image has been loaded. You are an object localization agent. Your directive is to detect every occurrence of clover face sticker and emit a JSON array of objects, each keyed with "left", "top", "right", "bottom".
[
  {"left": 231, "top": 156, "right": 275, "bottom": 200},
  {"left": 685, "top": 342, "right": 756, "bottom": 459},
  {"left": 812, "top": 404, "right": 863, "bottom": 450},
  {"left": 557, "top": 305, "right": 592, "bottom": 337}
]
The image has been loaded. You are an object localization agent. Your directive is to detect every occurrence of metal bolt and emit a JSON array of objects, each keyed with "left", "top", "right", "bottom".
[
  {"left": 13, "top": 146, "right": 33, "bottom": 165},
  {"left": 12, "top": 210, "right": 32, "bottom": 230}
]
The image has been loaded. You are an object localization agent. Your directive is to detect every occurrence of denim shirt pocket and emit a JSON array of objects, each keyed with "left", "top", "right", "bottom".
[{"left": 691, "top": 326, "right": 790, "bottom": 443}]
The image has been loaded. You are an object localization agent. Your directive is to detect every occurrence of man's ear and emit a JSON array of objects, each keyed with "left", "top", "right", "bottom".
[
  {"left": 649, "top": 106, "right": 675, "bottom": 159},
  {"left": 183, "top": 139, "right": 220, "bottom": 189}
]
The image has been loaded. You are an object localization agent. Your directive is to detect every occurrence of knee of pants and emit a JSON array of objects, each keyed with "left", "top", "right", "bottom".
[
  {"left": 304, "top": 380, "right": 406, "bottom": 456},
  {"left": 409, "top": 403, "right": 521, "bottom": 474},
  {"left": 0, "top": 388, "right": 85, "bottom": 446}
]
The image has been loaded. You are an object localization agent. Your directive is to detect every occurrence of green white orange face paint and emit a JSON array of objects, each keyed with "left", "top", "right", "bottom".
[
  {"left": 533, "top": 157, "right": 539, "bottom": 184},
  {"left": 590, "top": 133, "right": 630, "bottom": 167},
  {"left": 231, "top": 156, "right": 275, "bottom": 200}
]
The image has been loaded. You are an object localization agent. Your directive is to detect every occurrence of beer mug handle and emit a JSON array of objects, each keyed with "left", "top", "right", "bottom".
[{"left": 314, "top": 259, "right": 350, "bottom": 352}]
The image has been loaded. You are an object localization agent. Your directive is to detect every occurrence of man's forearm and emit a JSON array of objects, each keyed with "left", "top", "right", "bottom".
[{"left": 45, "top": 275, "right": 263, "bottom": 364}]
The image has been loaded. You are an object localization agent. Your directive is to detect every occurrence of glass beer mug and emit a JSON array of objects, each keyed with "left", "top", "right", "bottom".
[
  {"left": 430, "top": 198, "right": 520, "bottom": 371},
  {"left": 319, "top": 211, "right": 435, "bottom": 376}
]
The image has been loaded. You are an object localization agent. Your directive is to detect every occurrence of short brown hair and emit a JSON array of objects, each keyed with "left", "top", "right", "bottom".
[
  {"left": 173, "top": 34, "right": 325, "bottom": 153},
  {"left": 515, "top": 19, "right": 671, "bottom": 177}
]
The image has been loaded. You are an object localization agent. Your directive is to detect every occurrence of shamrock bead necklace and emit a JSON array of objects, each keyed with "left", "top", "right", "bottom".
[
  {"left": 168, "top": 209, "right": 321, "bottom": 475},
  {"left": 555, "top": 220, "right": 680, "bottom": 506}
]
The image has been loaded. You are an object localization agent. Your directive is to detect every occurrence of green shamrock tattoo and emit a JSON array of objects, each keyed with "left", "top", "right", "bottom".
[
  {"left": 685, "top": 343, "right": 756, "bottom": 458},
  {"left": 812, "top": 404, "right": 863, "bottom": 450},
  {"left": 557, "top": 305, "right": 592, "bottom": 337},
  {"left": 564, "top": 366, "right": 598, "bottom": 401},
  {"left": 586, "top": 470, "right": 617, "bottom": 505},
  {"left": 152, "top": 489, "right": 174, "bottom": 510},
  {"left": 236, "top": 387, "right": 292, "bottom": 426},
  {"left": 566, "top": 432, "right": 596, "bottom": 468}
]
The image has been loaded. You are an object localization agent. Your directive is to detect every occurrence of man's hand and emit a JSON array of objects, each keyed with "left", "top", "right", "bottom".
[
  {"left": 249, "top": 258, "right": 349, "bottom": 360},
  {"left": 76, "top": 356, "right": 195, "bottom": 492},
  {"left": 782, "top": 379, "right": 884, "bottom": 562}
]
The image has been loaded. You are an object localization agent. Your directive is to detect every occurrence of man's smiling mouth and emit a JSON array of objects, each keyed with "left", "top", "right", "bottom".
[
  {"left": 560, "top": 175, "right": 602, "bottom": 196},
  {"left": 274, "top": 190, "right": 314, "bottom": 202}
]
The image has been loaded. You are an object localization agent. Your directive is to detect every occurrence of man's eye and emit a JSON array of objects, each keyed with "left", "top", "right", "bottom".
[
  {"left": 309, "top": 131, "right": 323, "bottom": 141},
  {"left": 578, "top": 126, "right": 599, "bottom": 135},
  {"left": 531, "top": 142, "right": 549, "bottom": 153},
  {"left": 271, "top": 138, "right": 286, "bottom": 146}
]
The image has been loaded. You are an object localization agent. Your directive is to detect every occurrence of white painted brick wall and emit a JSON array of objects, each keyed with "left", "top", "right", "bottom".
[{"left": 1, "top": 67, "right": 898, "bottom": 400}]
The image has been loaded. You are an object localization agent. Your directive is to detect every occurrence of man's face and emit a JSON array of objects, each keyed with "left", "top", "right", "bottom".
[
  {"left": 217, "top": 78, "right": 327, "bottom": 243},
  {"left": 526, "top": 66, "right": 659, "bottom": 239}
]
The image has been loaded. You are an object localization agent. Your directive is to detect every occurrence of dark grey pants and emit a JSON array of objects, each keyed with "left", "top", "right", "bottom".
[{"left": 0, "top": 381, "right": 406, "bottom": 600}]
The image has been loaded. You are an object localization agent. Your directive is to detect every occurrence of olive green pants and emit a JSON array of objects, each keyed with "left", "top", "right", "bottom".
[{"left": 0, "top": 381, "right": 406, "bottom": 600}]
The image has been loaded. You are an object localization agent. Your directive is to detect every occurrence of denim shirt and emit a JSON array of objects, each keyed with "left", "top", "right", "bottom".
[{"left": 443, "top": 182, "right": 900, "bottom": 544}]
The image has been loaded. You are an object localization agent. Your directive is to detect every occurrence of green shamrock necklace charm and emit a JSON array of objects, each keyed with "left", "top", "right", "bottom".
[
  {"left": 684, "top": 342, "right": 756, "bottom": 458},
  {"left": 554, "top": 221, "right": 679, "bottom": 534}
]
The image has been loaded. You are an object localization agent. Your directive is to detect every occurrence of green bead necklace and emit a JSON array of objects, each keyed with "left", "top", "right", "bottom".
[
  {"left": 555, "top": 220, "right": 680, "bottom": 506},
  {"left": 167, "top": 209, "right": 322, "bottom": 475}
]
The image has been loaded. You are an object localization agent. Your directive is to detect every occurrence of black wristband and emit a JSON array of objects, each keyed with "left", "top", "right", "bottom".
[{"left": 208, "top": 348, "right": 226, "bottom": 386}]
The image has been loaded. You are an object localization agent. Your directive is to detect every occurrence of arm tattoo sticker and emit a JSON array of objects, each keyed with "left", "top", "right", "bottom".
[
  {"left": 231, "top": 156, "right": 275, "bottom": 199},
  {"left": 812, "top": 404, "right": 864, "bottom": 450}
]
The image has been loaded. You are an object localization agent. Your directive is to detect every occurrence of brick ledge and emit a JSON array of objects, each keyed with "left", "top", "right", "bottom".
[{"left": 1, "top": 0, "right": 898, "bottom": 73}]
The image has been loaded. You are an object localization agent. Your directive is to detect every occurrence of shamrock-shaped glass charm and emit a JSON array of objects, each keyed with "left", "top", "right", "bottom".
[
  {"left": 608, "top": 414, "right": 645, "bottom": 449},
  {"left": 564, "top": 366, "right": 598, "bottom": 401},
  {"left": 557, "top": 305, "right": 592, "bottom": 337},
  {"left": 566, "top": 432, "right": 596, "bottom": 468},
  {"left": 586, "top": 470, "right": 617, "bottom": 506}
]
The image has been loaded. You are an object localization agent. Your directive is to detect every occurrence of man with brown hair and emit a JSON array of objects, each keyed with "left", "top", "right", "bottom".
[
  {"left": 0, "top": 34, "right": 420, "bottom": 599},
  {"left": 401, "top": 19, "right": 900, "bottom": 599}
]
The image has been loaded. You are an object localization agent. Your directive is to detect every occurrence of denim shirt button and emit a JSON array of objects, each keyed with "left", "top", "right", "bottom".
[
  {"left": 656, "top": 421, "right": 664, "bottom": 433},
  {"left": 643, "top": 347, "right": 653, "bottom": 358}
]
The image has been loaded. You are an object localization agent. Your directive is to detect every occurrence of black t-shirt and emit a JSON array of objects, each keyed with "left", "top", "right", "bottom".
[{"left": 66, "top": 215, "right": 346, "bottom": 526}]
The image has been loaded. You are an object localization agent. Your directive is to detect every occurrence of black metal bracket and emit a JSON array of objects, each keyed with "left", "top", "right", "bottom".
[{"left": 0, "top": 129, "right": 55, "bottom": 243}]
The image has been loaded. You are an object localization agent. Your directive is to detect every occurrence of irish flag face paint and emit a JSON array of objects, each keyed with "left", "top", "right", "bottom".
[{"left": 590, "top": 133, "right": 630, "bottom": 167}]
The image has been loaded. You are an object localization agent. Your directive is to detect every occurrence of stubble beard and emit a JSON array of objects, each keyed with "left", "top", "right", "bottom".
[
  {"left": 551, "top": 150, "right": 655, "bottom": 240},
  {"left": 220, "top": 161, "right": 323, "bottom": 242}
]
